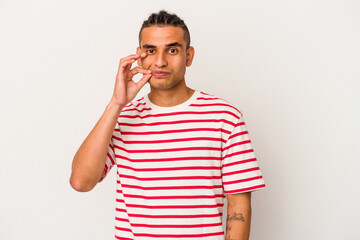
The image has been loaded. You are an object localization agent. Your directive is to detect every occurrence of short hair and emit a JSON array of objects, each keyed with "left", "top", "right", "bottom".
[{"left": 139, "top": 10, "right": 191, "bottom": 49}]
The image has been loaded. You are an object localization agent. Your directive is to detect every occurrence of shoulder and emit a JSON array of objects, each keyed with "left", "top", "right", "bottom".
[{"left": 195, "top": 90, "right": 243, "bottom": 120}]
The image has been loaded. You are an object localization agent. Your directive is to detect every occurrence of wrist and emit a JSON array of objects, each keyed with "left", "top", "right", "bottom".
[{"left": 107, "top": 100, "right": 125, "bottom": 113}]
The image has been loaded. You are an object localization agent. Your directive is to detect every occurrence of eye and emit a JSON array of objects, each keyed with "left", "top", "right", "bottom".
[
  {"left": 169, "top": 48, "right": 177, "bottom": 54},
  {"left": 146, "top": 49, "right": 155, "bottom": 54}
]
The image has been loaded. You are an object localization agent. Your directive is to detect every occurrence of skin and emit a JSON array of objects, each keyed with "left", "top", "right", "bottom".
[{"left": 226, "top": 192, "right": 252, "bottom": 240}]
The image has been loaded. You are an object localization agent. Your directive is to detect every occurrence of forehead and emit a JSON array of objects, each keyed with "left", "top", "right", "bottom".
[{"left": 140, "top": 26, "right": 186, "bottom": 47}]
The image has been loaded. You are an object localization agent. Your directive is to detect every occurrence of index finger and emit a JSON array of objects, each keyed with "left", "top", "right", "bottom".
[{"left": 120, "top": 53, "right": 147, "bottom": 64}]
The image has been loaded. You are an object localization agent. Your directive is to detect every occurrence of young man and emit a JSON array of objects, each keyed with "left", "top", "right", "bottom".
[{"left": 70, "top": 10, "right": 266, "bottom": 240}]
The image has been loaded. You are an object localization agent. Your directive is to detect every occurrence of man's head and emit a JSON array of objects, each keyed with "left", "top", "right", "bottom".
[
  {"left": 136, "top": 10, "right": 194, "bottom": 91},
  {"left": 139, "top": 10, "right": 191, "bottom": 50}
]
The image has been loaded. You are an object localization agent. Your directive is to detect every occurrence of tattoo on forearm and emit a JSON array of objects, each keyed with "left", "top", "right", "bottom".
[
  {"left": 225, "top": 234, "right": 236, "bottom": 240},
  {"left": 227, "top": 212, "right": 245, "bottom": 222},
  {"left": 225, "top": 212, "right": 246, "bottom": 239}
]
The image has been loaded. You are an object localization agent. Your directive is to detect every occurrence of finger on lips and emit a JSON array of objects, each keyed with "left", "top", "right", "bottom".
[{"left": 130, "top": 67, "right": 152, "bottom": 75}]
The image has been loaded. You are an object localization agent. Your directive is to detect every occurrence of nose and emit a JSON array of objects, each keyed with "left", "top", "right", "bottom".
[{"left": 154, "top": 52, "right": 168, "bottom": 68}]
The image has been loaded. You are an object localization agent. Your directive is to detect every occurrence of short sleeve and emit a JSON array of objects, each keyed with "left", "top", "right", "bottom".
[
  {"left": 98, "top": 135, "right": 116, "bottom": 183},
  {"left": 221, "top": 114, "right": 266, "bottom": 195}
]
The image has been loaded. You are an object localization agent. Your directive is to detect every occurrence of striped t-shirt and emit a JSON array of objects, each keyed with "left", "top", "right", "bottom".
[{"left": 100, "top": 89, "right": 266, "bottom": 240}]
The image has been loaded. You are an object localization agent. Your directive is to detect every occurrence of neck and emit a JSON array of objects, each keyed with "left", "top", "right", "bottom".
[{"left": 148, "top": 80, "right": 195, "bottom": 107}]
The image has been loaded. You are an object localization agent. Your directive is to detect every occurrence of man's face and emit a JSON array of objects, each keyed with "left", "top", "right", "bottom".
[{"left": 137, "top": 26, "right": 194, "bottom": 90}]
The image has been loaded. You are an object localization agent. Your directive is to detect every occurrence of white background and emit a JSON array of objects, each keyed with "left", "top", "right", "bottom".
[{"left": 1, "top": 0, "right": 359, "bottom": 239}]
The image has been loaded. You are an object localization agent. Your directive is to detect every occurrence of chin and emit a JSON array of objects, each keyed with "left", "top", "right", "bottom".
[
  {"left": 149, "top": 83, "right": 175, "bottom": 90},
  {"left": 149, "top": 78, "right": 170, "bottom": 89}
]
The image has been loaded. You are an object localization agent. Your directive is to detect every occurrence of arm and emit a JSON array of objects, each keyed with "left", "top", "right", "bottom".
[
  {"left": 69, "top": 102, "right": 124, "bottom": 192},
  {"left": 69, "top": 53, "right": 152, "bottom": 192},
  {"left": 225, "top": 192, "right": 252, "bottom": 240}
]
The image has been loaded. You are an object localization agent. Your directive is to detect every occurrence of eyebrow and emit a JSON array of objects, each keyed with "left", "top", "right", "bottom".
[
  {"left": 141, "top": 42, "right": 183, "bottom": 49},
  {"left": 142, "top": 44, "right": 156, "bottom": 49},
  {"left": 166, "top": 42, "right": 183, "bottom": 48}
]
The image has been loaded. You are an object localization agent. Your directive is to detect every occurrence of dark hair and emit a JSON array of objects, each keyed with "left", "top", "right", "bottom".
[{"left": 139, "top": 10, "right": 191, "bottom": 49}]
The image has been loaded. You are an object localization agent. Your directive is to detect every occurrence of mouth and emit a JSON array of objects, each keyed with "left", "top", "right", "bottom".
[{"left": 152, "top": 71, "right": 170, "bottom": 78}]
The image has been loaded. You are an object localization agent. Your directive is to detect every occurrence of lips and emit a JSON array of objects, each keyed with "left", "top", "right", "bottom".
[{"left": 152, "top": 71, "right": 170, "bottom": 78}]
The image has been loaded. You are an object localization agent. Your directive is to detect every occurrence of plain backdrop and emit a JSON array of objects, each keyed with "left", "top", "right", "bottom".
[{"left": 1, "top": 0, "right": 359, "bottom": 239}]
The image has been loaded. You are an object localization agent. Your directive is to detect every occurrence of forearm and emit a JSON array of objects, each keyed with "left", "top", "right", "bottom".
[
  {"left": 225, "top": 193, "right": 252, "bottom": 240},
  {"left": 69, "top": 100, "right": 124, "bottom": 191}
]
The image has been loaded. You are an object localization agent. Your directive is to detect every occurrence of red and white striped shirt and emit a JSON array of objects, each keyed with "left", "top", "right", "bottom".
[{"left": 100, "top": 89, "right": 266, "bottom": 240}]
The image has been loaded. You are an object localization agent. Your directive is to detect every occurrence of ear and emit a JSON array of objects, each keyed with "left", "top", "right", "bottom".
[
  {"left": 136, "top": 47, "right": 142, "bottom": 66},
  {"left": 186, "top": 46, "right": 195, "bottom": 67}
]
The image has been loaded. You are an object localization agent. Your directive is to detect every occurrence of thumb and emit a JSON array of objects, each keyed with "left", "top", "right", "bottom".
[{"left": 136, "top": 73, "right": 152, "bottom": 90}]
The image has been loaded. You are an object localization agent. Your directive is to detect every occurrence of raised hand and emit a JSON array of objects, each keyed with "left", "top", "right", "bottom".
[{"left": 110, "top": 53, "right": 152, "bottom": 107}]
